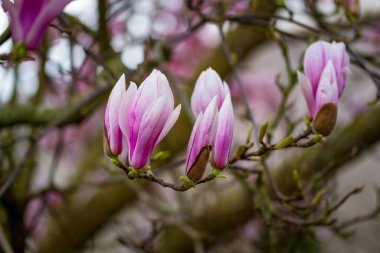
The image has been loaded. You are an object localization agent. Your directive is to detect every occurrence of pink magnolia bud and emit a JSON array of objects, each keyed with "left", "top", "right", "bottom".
[
  {"left": 104, "top": 74, "right": 125, "bottom": 157},
  {"left": 118, "top": 70, "right": 181, "bottom": 169},
  {"left": 213, "top": 95, "right": 234, "bottom": 170},
  {"left": 299, "top": 41, "right": 348, "bottom": 136},
  {"left": 300, "top": 41, "right": 350, "bottom": 117},
  {"left": 303, "top": 41, "right": 349, "bottom": 99},
  {"left": 2, "top": 0, "right": 73, "bottom": 50},
  {"left": 191, "top": 68, "right": 230, "bottom": 116},
  {"left": 186, "top": 97, "right": 218, "bottom": 181},
  {"left": 191, "top": 68, "right": 234, "bottom": 170},
  {"left": 314, "top": 61, "right": 339, "bottom": 115}
]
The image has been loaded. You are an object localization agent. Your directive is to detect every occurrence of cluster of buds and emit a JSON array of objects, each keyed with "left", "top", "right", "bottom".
[
  {"left": 2, "top": 0, "right": 73, "bottom": 51},
  {"left": 298, "top": 41, "right": 350, "bottom": 136},
  {"left": 104, "top": 70, "right": 181, "bottom": 170},
  {"left": 186, "top": 68, "right": 234, "bottom": 182}
]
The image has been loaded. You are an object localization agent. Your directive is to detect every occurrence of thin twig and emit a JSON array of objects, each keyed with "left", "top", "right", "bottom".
[{"left": 217, "top": 23, "right": 260, "bottom": 144}]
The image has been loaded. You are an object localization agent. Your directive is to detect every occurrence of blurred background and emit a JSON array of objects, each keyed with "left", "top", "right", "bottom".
[{"left": 0, "top": 0, "right": 380, "bottom": 252}]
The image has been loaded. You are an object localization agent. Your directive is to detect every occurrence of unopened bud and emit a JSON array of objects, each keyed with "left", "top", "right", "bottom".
[
  {"left": 103, "top": 128, "right": 113, "bottom": 159},
  {"left": 187, "top": 146, "right": 211, "bottom": 182},
  {"left": 259, "top": 121, "right": 269, "bottom": 142},
  {"left": 313, "top": 102, "right": 337, "bottom": 136},
  {"left": 274, "top": 135, "right": 294, "bottom": 149}
]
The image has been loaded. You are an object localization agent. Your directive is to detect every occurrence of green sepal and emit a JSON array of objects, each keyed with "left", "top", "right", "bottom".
[
  {"left": 151, "top": 151, "right": 171, "bottom": 161},
  {"left": 259, "top": 121, "right": 269, "bottom": 142},
  {"left": 180, "top": 176, "right": 196, "bottom": 188},
  {"left": 274, "top": 135, "right": 294, "bottom": 149}
]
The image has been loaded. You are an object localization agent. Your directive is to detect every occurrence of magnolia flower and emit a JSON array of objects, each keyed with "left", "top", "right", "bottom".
[
  {"left": 191, "top": 68, "right": 230, "bottom": 116},
  {"left": 186, "top": 97, "right": 218, "bottom": 181},
  {"left": 230, "top": 72, "right": 282, "bottom": 123},
  {"left": 2, "top": 0, "right": 73, "bottom": 50},
  {"left": 116, "top": 70, "right": 181, "bottom": 169},
  {"left": 298, "top": 41, "right": 350, "bottom": 135}
]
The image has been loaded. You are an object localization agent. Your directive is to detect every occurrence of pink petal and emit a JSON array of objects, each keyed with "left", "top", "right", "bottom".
[
  {"left": 154, "top": 104, "right": 182, "bottom": 147},
  {"left": 304, "top": 41, "right": 330, "bottom": 96},
  {"left": 298, "top": 71, "right": 315, "bottom": 118},
  {"left": 129, "top": 77, "right": 158, "bottom": 154},
  {"left": 191, "top": 70, "right": 208, "bottom": 116},
  {"left": 185, "top": 112, "right": 203, "bottom": 172},
  {"left": 139, "top": 69, "right": 173, "bottom": 107},
  {"left": 186, "top": 97, "right": 218, "bottom": 172},
  {"left": 19, "top": 0, "right": 45, "bottom": 33},
  {"left": 119, "top": 82, "right": 137, "bottom": 141},
  {"left": 330, "top": 42, "right": 350, "bottom": 97},
  {"left": 203, "top": 68, "right": 225, "bottom": 109},
  {"left": 25, "top": 0, "right": 73, "bottom": 49},
  {"left": 314, "top": 61, "right": 339, "bottom": 117},
  {"left": 213, "top": 95, "right": 234, "bottom": 169},
  {"left": 153, "top": 69, "right": 174, "bottom": 107},
  {"left": 129, "top": 69, "right": 175, "bottom": 158},
  {"left": 191, "top": 68, "right": 227, "bottom": 116},
  {"left": 105, "top": 74, "right": 126, "bottom": 155},
  {"left": 130, "top": 95, "right": 171, "bottom": 169},
  {"left": 2, "top": 0, "right": 23, "bottom": 42},
  {"left": 117, "top": 135, "right": 129, "bottom": 167}
]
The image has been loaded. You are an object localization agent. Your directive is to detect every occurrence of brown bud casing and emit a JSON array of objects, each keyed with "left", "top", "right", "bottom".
[
  {"left": 187, "top": 146, "right": 211, "bottom": 182},
  {"left": 103, "top": 126, "right": 113, "bottom": 158},
  {"left": 313, "top": 103, "right": 337, "bottom": 136}
]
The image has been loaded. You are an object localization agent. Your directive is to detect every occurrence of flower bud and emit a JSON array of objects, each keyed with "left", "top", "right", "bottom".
[
  {"left": 313, "top": 102, "right": 337, "bottom": 136},
  {"left": 191, "top": 68, "right": 230, "bottom": 116},
  {"left": 187, "top": 146, "right": 212, "bottom": 182},
  {"left": 186, "top": 97, "right": 219, "bottom": 181},
  {"left": 299, "top": 41, "right": 350, "bottom": 135},
  {"left": 304, "top": 41, "right": 349, "bottom": 99},
  {"left": 104, "top": 70, "right": 181, "bottom": 169}
]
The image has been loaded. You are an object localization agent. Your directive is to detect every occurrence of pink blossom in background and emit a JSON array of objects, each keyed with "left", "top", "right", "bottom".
[
  {"left": 24, "top": 192, "right": 63, "bottom": 239},
  {"left": 107, "top": 12, "right": 127, "bottom": 37},
  {"left": 167, "top": 30, "right": 213, "bottom": 79},
  {"left": 348, "top": 95, "right": 369, "bottom": 118},
  {"left": 2, "top": 0, "right": 73, "bottom": 50},
  {"left": 198, "top": 0, "right": 250, "bottom": 16},
  {"left": 363, "top": 21, "right": 380, "bottom": 53},
  {"left": 152, "top": 1, "right": 216, "bottom": 79},
  {"left": 230, "top": 72, "right": 282, "bottom": 123},
  {"left": 76, "top": 56, "right": 97, "bottom": 92},
  {"left": 74, "top": 33, "right": 98, "bottom": 92},
  {"left": 39, "top": 110, "right": 103, "bottom": 161}
]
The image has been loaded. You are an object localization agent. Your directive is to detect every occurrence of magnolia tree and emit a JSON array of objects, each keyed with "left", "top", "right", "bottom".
[{"left": 0, "top": 0, "right": 380, "bottom": 252}]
